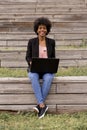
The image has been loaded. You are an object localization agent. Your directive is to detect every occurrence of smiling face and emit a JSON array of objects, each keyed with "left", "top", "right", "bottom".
[{"left": 37, "top": 25, "right": 47, "bottom": 37}]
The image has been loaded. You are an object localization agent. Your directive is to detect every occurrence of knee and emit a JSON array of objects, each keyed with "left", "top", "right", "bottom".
[{"left": 43, "top": 74, "right": 54, "bottom": 81}]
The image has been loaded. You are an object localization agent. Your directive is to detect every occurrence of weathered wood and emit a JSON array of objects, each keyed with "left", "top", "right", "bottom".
[
  {"left": 1, "top": 22, "right": 87, "bottom": 33},
  {"left": 0, "top": 104, "right": 87, "bottom": 113},
  {"left": 1, "top": 4, "right": 87, "bottom": 14},
  {"left": 37, "top": 0, "right": 85, "bottom": 4},
  {"left": 0, "top": 49, "right": 87, "bottom": 67},
  {"left": 0, "top": 78, "right": 87, "bottom": 94},
  {"left": 56, "top": 49, "right": 87, "bottom": 59},
  {"left": 0, "top": 83, "right": 56, "bottom": 94},
  {"left": 57, "top": 83, "right": 87, "bottom": 93},
  {"left": 46, "top": 94, "right": 87, "bottom": 105},
  {"left": 57, "top": 105, "right": 87, "bottom": 113},
  {"left": 1, "top": 14, "right": 87, "bottom": 22},
  {"left": 0, "top": 0, "right": 85, "bottom": 4},
  {"left": 56, "top": 40, "right": 83, "bottom": 46},
  {"left": 0, "top": 49, "right": 87, "bottom": 60},
  {"left": 0, "top": 77, "right": 87, "bottom": 113},
  {"left": 0, "top": 40, "right": 85, "bottom": 47},
  {"left": 0, "top": 32, "right": 87, "bottom": 41},
  {"left": 1, "top": 60, "right": 27, "bottom": 68},
  {"left": 0, "top": 94, "right": 87, "bottom": 105},
  {"left": 1, "top": 58, "right": 87, "bottom": 68},
  {"left": 0, "top": 0, "right": 87, "bottom": 113},
  {"left": 0, "top": 51, "right": 26, "bottom": 60},
  {"left": 0, "top": 105, "right": 57, "bottom": 113},
  {"left": 0, "top": 0, "right": 87, "bottom": 51},
  {"left": 55, "top": 33, "right": 87, "bottom": 40},
  {"left": 60, "top": 59, "right": 87, "bottom": 67}
]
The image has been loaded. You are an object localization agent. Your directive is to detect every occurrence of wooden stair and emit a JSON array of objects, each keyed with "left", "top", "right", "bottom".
[
  {"left": 0, "top": 0, "right": 87, "bottom": 113},
  {"left": 0, "top": 0, "right": 87, "bottom": 68},
  {"left": 0, "top": 76, "right": 87, "bottom": 113}
]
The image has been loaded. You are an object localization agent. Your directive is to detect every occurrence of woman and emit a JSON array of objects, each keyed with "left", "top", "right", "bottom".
[{"left": 26, "top": 17, "right": 55, "bottom": 119}]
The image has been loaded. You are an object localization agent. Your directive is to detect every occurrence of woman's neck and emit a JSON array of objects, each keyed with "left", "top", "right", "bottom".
[
  {"left": 38, "top": 35, "right": 45, "bottom": 41},
  {"left": 38, "top": 36, "right": 46, "bottom": 46}
]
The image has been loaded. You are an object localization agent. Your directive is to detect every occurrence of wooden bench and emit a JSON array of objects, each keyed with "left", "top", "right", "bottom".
[{"left": 0, "top": 76, "right": 87, "bottom": 113}]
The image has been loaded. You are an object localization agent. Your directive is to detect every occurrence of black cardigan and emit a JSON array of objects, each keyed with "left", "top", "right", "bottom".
[{"left": 26, "top": 37, "right": 55, "bottom": 67}]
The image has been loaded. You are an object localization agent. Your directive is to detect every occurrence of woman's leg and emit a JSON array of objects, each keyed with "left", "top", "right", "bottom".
[
  {"left": 41, "top": 73, "right": 54, "bottom": 102},
  {"left": 28, "top": 72, "right": 44, "bottom": 104}
]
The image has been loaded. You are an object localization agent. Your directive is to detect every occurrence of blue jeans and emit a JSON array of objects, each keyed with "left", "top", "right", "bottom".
[{"left": 28, "top": 72, "right": 54, "bottom": 104}]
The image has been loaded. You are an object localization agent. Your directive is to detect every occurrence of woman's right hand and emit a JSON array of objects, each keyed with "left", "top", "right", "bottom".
[{"left": 30, "top": 61, "right": 32, "bottom": 65}]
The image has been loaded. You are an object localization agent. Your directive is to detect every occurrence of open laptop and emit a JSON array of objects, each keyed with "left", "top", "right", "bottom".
[{"left": 30, "top": 58, "right": 59, "bottom": 73}]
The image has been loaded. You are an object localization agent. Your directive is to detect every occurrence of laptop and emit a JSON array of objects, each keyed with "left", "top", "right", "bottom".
[{"left": 30, "top": 58, "right": 59, "bottom": 73}]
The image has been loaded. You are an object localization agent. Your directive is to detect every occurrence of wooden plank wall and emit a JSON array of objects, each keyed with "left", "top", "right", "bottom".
[
  {"left": 0, "top": 0, "right": 87, "bottom": 68},
  {"left": 0, "top": 76, "right": 87, "bottom": 113}
]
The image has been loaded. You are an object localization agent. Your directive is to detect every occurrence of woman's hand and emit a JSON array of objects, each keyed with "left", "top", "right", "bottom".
[{"left": 30, "top": 61, "right": 32, "bottom": 65}]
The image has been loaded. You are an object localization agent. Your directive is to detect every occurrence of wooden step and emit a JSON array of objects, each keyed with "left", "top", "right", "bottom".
[
  {"left": 0, "top": 76, "right": 87, "bottom": 113},
  {"left": 0, "top": 39, "right": 86, "bottom": 47},
  {"left": 1, "top": 22, "right": 87, "bottom": 34},
  {"left": 0, "top": 14, "right": 87, "bottom": 22},
  {"left": 0, "top": 5, "right": 87, "bottom": 14},
  {"left": 0, "top": 0, "right": 87, "bottom": 61},
  {"left": 0, "top": 32, "right": 87, "bottom": 40},
  {"left": 0, "top": 49, "right": 87, "bottom": 68},
  {"left": 0, "top": 0, "right": 86, "bottom": 5}
]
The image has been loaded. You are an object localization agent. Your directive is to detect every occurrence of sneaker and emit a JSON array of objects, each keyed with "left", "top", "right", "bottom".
[
  {"left": 38, "top": 105, "right": 48, "bottom": 119},
  {"left": 33, "top": 105, "right": 40, "bottom": 113}
]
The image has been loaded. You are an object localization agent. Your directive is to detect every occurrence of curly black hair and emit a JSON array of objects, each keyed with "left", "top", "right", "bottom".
[{"left": 34, "top": 17, "right": 52, "bottom": 35}]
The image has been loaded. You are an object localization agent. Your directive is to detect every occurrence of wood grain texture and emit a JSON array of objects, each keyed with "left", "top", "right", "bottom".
[
  {"left": 0, "top": 1, "right": 87, "bottom": 113},
  {"left": 0, "top": 49, "right": 87, "bottom": 67},
  {"left": 0, "top": 77, "right": 87, "bottom": 113}
]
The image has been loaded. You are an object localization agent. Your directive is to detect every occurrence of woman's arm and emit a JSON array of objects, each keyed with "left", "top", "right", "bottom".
[{"left": 26, "top": 39, "right": 32, "bottom": 66}]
